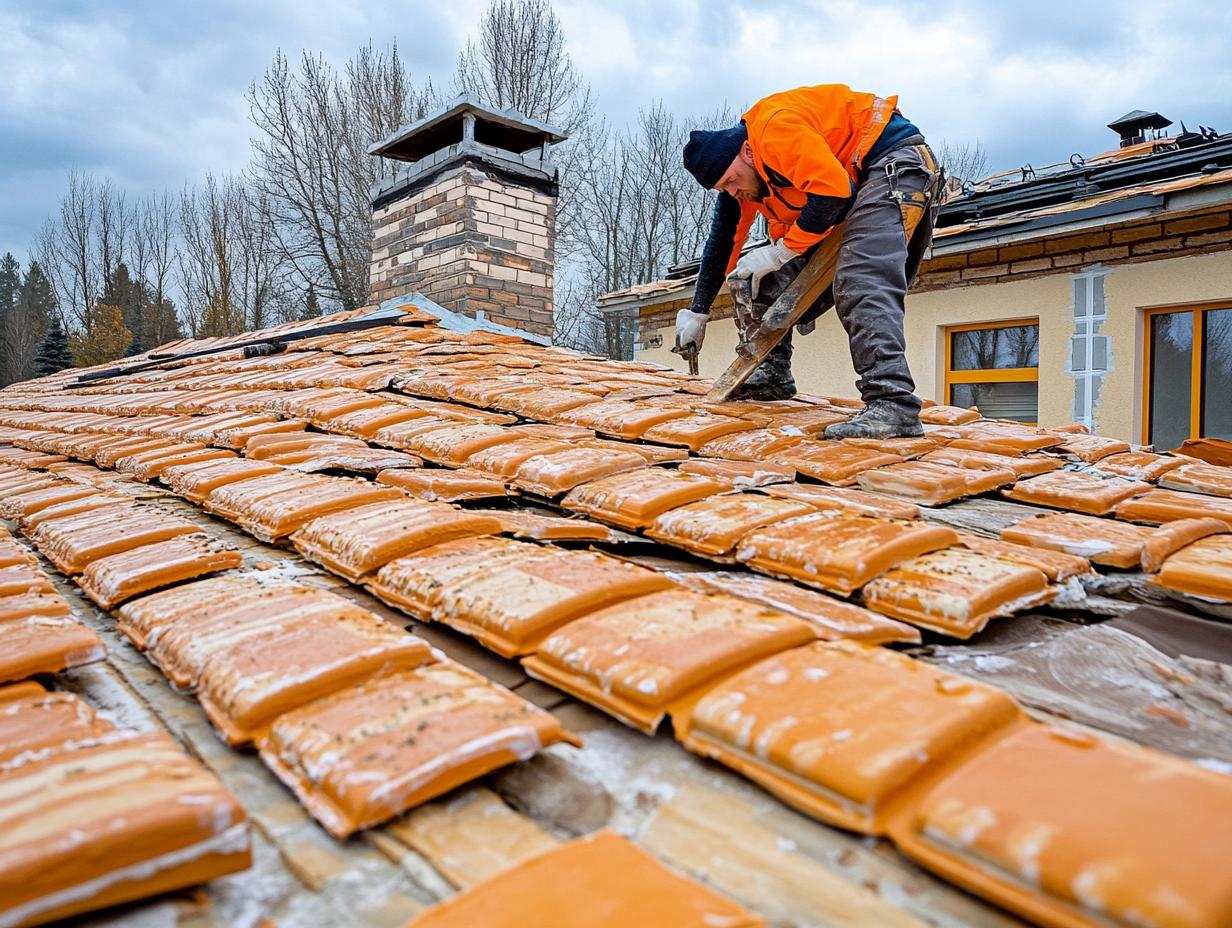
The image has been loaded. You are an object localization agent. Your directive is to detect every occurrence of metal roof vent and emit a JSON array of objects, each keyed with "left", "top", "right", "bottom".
[{"left": 1107, "top": 110, "right": 1172, "bottom": 148}]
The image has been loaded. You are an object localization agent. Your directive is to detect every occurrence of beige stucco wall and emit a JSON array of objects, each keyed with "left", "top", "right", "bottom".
[{"left": 637, "top": 249, "right": 1232, "bottom": 443}]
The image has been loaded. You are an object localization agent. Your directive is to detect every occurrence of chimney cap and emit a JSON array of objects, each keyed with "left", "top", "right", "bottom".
[
  {"left": 1107, "top": 109, "right": 1173, "bottom": 134},
  {"left": 369, "top": 93, "right": 568, "bottom": 163}
]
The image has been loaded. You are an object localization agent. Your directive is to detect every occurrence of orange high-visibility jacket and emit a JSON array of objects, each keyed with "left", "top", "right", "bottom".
[{"left": 726, "top": 84, "right": 900, "bottom": 268}]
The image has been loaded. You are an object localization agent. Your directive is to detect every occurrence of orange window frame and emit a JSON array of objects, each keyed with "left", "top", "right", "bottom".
[
  {"left": 1141, "top": 302, "right": 1232, "bottom": 444},
  {"left": 943, "top": 319, "right": 1041, "bottom": 420}
]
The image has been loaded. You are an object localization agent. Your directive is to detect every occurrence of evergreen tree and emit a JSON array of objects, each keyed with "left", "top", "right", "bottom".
[
  {"left": 301, "top": 282, "right": 322, "bottom": 320},
  {"left": 34, "top": 314, "right": 74, "bottom": 376},
  {"left": 70, "top": 304, "right": 133, "bottom": 367},
  {"left": 0, "top": 253, "right": 21, "bottom": 385}
]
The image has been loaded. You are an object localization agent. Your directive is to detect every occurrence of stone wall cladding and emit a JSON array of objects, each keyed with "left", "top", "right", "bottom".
[
  {"left": 913, "top": 208, "right": 1232, "bottom": 292},
  {"left": 370, "top": 162, "right": 556, "bottom": 337}
]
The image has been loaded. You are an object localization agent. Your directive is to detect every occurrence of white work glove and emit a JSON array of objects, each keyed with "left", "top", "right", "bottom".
[
  {"left": 674, "top": 309, "right": 709, "bottom": 353},
  {"left": 731, "top": 239, "right": 797, "bottom": 300}
]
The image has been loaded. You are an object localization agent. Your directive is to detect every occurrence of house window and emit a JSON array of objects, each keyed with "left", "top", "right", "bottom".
[
  {"left": 944, "top": 320, "right": 1040, "bottom": 423},
  {"left": 1143, "top": 304, "right": 1232, "bottom": 451}
]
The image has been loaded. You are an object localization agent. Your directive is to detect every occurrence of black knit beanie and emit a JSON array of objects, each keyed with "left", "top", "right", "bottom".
[{"left": 682, "top": 124, "right": 747, "bottom": 189}]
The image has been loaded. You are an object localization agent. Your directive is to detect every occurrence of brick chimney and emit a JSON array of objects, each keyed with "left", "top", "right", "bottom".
[{"left": 368, "top": 95, "right": 565, "bottom": 338}]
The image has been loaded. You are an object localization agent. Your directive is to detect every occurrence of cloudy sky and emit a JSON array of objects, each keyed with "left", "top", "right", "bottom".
[{"left": 3, "top": 0, "right": 1230, "bottom": 263}]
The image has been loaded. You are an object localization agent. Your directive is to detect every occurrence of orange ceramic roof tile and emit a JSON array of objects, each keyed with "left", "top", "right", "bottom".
[
  {"left": 673, "top": 642, "right": 1020, "bottom": 833},
  {"left": 244, "top": 432, "right": 362, "bottom": 459},
  {"left": 760, "top": 483, "right": 922, "bottom": 520},
  {"left": 919, "top": 404, "right": 981, "bottom": 425},
  {"left": 1115, "top": 487, "right": 1232, "bottom": 529},
  {"left": 676, "top": 457, "right": 796, "bottom": 486},
  {"left": 1139, "top": 518, "right": 1228, "bottom": 573},
  {"left": 406, "top": 831, "right": 762, "bottom": 928},
  {"left": 1158, "top": 461, "right": 1232, "bottom": 498},
  {"left": 1055, "top": 433, "right": 1131, "bottom": 463},
  {"left": 951, "top": 423, "right": 1063, "bottom": 453},
  {"left": 640, "top": 413, "right": 755, "bottom": 450},
  {"left": 447, "top": 377, "right": 538, "bottom": 408},
  {"left": 167, "top": 410, "right": 268, "bottom": 441},
  {"left": 515, "top": 422, "right": 596, "bottom": 441},
  {"left": 0, "top": 530, "right": 31, "bottom": 568},
  {"left": 400, "top": 423, "right": 524, "bottom": 466},
  {"left": 367, "top": 536, "right": 537, "bottom": 619},
  {"left": 1000, "top": 512, "right": 1152, "bottom": 568},
  {"left": 857, "top": 460, "right": 1016, "bottom": 505},
  {"left": 195, "top": 608, "right": 435, "bottom": 745},
  {"left": 144, "top": 584, "right": 369, "bottom": 688},
  {"left": 116, "top": 446, "right": 234, "bottom": 481},
  {"left": 861, "top": 548, "right": 1053, "bottom": 638},
  {"left": 760, "top": 407, "right": 850, "bottom": 435},
  {"left": 114, "top": 574, "right": 277, "bottom": 649},
  {"left": 954, "top": 532, "right": 1093, "bottom": 581},
  {"left": 921, "top": 446, "right": 1062, "bottom": 479},
  {"left": 561, "top": 468, "right": 729, "bottom": 530},
  {"left": 0, "top": 686, "right": 116, "bottom": 767},
  {"left": 737, "top": 514, "right": 958, "bottom": 595},
  {"left": 1003, "top": 469, "right": 1151, "bottom": 515},
  {"left": 373, "top": 415, "right": 484, "bottom": 449},
  {"left": 318, "top": 402, "right": 435, "bottom": 438},
  {"left": 0, "top": 732, "right": 250, "bottom": 927},
  {"left": 889, "top": 724, "right": 1232, "bottom": 928},
  {"left": 259, "top": 662, "right": 579, "bottom": 839},
  {"left": 93, "top": 437, "right": 179, "bottom": 468},
  {"left": 76, "top": 534, "right": 243, "bottom": 610},
  {"left": 259, "top": 441, "right": 422, "bottom": 474},
  {"left": 0, "top": 474, "right": 61, "bottom": 500},
  {"left": 1093, "top": 450, "right": 1186, "bottom": 482},
  {"left": 523, "top": 588, "right": 816, "bottom": 732},
  {"left": 290, "top": 499, "right": 501, "bottom": 580},
  {"left": 559, "top": 400, "right": 691, "bottom": 439},
  {"left": 1153, "top": 533, "right": 1232, "bottom": 602},
  {"left": 204, "top": 472, "right": 402, "bottom": 542},
  {"left": 31, "top": 507, "right": 202, "bottom": 574},
  {"left": 0, "top": 483, "right": 97, "bottom": 521},
  {"left": 430, "top": 547, "right": 675, "bottom": 657},
  {"left": 376, "top": 466, "right": 508, "bottom": 502},
  {"left": 646, "top": 494, "right": 814, "bottom": 559},
  {"left": 161, "top": 457, "right": 283, "bottom": 503},
  {"left": 579, "top": 436, "right": 687, "bottom": 464},
  {"left": 697, "top": 428, "right": 811, "bottom": 461},
  {"left": 773, "top": 442, "right": 904, "bottom": 486},
  {"left": 0, "top": 564, "right": 54, "bottom": 596},
  {"left": 672, "top": 571, "right": 920, "bottom": 644},
  {"left": 511, "top": 447, "right": 648, "bottom": 497},
  {"left": 495, "top": 389, "right": 601, "bottom": 418},
  {"left": 0, "top": 611, "right": 106, "bottom": 682},
  {"left": 471, "top": 508, "right": 616, "bottom": 542},
  {"left": 213, "top": 417, "right": 308, "bottom": 449},
  {"left": 463, "top": 436, "right": 571, "bottom": 477},
  {"left": 842, "top": 435, "right": 945, "bottom": 459}
]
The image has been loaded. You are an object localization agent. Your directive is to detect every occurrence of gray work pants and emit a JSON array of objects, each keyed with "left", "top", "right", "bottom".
[{"left": 744, "top": 140, "right": 941, "bottom": 409}]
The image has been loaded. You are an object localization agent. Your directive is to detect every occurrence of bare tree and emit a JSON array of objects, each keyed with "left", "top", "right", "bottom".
[
  {"left": 935, "top": 139, "right": 991, "bottom": 190},
  {"left": 36, "top": 170, "right": 98, "bottom": 328},
  {"left": 135, "top": 189, "right": 181, "bottom": 341},
  {"left": 247, "top": 44, "right": 434, "bottom": 313}
]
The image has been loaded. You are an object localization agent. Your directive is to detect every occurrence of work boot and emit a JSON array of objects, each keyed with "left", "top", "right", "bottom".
[
  {"left": 824, "top": 399, "right": 924, "bottom": 439},
  {"left": 731, "top": 333, "right": 797, "bottom": 401}
]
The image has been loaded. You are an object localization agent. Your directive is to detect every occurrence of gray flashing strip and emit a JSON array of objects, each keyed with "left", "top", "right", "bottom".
[{"left": 386, "top": 293, "right": 552, "bottom": 346}]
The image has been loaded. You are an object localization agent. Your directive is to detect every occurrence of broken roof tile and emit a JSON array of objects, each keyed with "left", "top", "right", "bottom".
[
  {"left": 861, "top": 548, "right": 1054, "bottom": 638},
  {"left": 1055, "top": 433, "right": 1131, "bottom": 463},
  {"left": 511, "top": 447, "right": 648, "bottom": 498},
  {"left": 672, "top": 571, "right": 920, "bottom": 645},
  {"left": 921, "top": 446, "right": 1062, "bottom": 479},
  {"left": 758, "top": 483, "right": 922, "bottom": 520},
  {"left": 406, "top": 831, "right": 761, "bottom": 928},
  {"left": 259, "top": 661, "right": 579, "bottom": 839},
  {"left": 954, "top": 532, "right": 1093, "bottom": 581},
  {"left": 1002, "top": 470, "right": 1150, "bottom": 514},
  {"left": 890, "top": 724, "right": 1232, "bottom": 928},
  {"left": 562, "top": 467, "right": 729, "bottom": 530},
  {"left": 0, "top": 732, "right": 249, "bottom": 926},
  {"left": 646, "top": 494, "right": 814, "bottom": 559},
  {"left": 1093, "top": 450, "right": 1187, "bottom": 482},
  {"left": 857, "top": 460, "right": 1015, "bottom": 506},
  {"left": 376, "top": 466, "right": 509, "bottom": 502},
  {"left": 737, "top": 514, "right": 958, "bottom": 595},
  {"left": 1153, "top": 533, "right": 1232, "bottom": 602},
  {"left": 673, "top": 642, "right": 1020, "bottom": 833},
  {"left": 76, "top": 534, "right": 243, "bottom": 610},
  {"left": 1001, "top": 512, "right": 1152, "bottom": 568},
  {"left": 1139, "top": 518, "right": 1229, "bottom": 574},
  {"left": 195, "top": 607, "right": 435, "bottom": 745},
  {"left": 523, "top": 588, "right": 816, "bottom": 732},
  {"left": 291, "top": 499, "right": 501, "bottom": 580},
  {"left": 1115, "top": 487, "right": 1232, "bottom": 529},
  {"left": 1158, "top": 461, "right": 1232, "bottom": 498}
]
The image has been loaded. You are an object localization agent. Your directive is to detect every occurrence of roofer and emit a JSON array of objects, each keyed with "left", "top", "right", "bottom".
[{"left": 677, "top": 84, "right": 942, "bottom": 439}]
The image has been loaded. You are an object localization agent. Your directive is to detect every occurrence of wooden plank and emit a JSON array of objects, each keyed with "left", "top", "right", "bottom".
[
  {"left": 707, "top": 226, "right": 845, "bottom": 401},
  {"left": 386, "top": 788, "right": 560, "bottom": 890}
]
